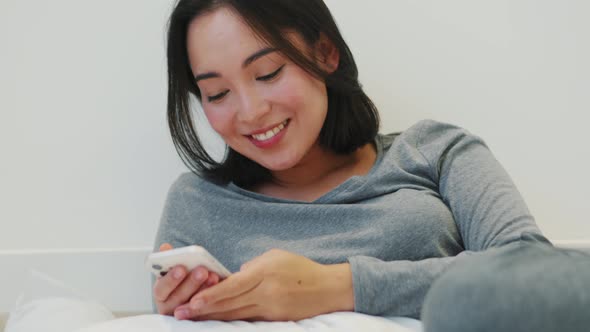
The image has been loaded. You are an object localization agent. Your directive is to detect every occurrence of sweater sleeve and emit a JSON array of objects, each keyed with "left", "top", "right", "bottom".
[{"left": 347, "top": 120, "right": 548, "bottom": 318}]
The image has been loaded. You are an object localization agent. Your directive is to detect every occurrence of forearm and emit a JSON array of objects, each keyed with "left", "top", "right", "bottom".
[{"left": 348, "top": 251, "right": 477, "bottom": 318}]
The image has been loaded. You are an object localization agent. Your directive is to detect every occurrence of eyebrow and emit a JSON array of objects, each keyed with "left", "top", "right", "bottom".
[{"left": 194, "top": 47, "right": 277, "bottom": 82}]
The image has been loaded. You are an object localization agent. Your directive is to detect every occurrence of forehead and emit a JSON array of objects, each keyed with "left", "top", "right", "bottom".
[{"left": 186, "top": 7, "right": 269, "bottom": 72}]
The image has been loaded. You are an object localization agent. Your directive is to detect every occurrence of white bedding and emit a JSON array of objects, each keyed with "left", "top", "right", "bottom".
[
  {"left": 77, "top": 312, "right": 422, "bottom": 332},
  {"left": 6, "top": 296, "right": 422, "bottom": 332},
  {"left": 5, "top": 269, "right": 422, "bottom": 332}
]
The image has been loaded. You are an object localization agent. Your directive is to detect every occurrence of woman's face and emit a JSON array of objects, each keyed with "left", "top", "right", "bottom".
[{"left": 186, "top": 8, "right": 332, "bottom": 171}]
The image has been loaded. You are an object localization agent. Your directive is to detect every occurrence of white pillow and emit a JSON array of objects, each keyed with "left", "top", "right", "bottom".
[
  {"left": 6, "top": 297, "right": 115, "bottom": 332},
  {"left": 4, "top": 269, "right": 115, "bottom": 332}
]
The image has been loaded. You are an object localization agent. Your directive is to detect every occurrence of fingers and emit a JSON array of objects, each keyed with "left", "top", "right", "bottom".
[
  {"left": 192, "top": 272, "right": 220, "bottom": 300},
  {"left": 197, "top": 304, "right": 261, "bottom": 321},
  {"left": 154, "top": 268, "right": 221, "bottom": 316},
  {"left": 171, "top": 271, "right": 221, "bottom": 319},
  {"left": 157, "top": 266, "right": 211, "bottom": 315},
  {"left": 153, "top": 265, "right": 188, "bottom": 304},
  {"left": 190, "top": 270, "right": 261, "bottom": 309},
  {"left": 153, "top": 243, "right": 178, "bottom": 304},
  {"left": 153, "top": 243, "right": 223, "bottom": 316},
  {"left": 196, "top": 273, "right": 219, "bottom": 293},
  {"left": 192, "top": 286, "right": 259, "bottom": 317},
  {"left": 175, "top": 302, "right": 261, "bottom": 322},
  {"left": 206, "top": 272, "right": 220, "bottom": 286}
]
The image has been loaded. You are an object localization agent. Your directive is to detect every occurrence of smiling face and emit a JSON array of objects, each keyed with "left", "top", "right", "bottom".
[{"left": 186, "top": 7, "right": 335, "bottom": 172}]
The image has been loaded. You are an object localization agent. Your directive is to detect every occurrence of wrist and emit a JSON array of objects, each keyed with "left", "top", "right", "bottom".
[{"left": 321, "top": 263, "right": 354, "bottom": 312}]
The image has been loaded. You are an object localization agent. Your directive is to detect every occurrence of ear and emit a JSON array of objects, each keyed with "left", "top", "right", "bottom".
[{"left": 315, "top": 33, "right": 340, "bottom": 74}]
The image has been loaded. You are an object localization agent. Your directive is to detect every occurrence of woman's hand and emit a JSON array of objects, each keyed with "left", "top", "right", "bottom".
[
  {"left": 176, "top": 249, "right": 354, "bottom": 322},
  {"left": 152, "top": 243, "right": 221, "bottom": 319}
]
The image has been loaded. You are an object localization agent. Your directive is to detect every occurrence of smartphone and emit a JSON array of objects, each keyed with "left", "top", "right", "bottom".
[{"left": 145, "top": 245, "right": 231, "bottom": 279}]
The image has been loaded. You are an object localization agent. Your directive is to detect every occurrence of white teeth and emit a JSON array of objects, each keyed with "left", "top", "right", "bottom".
[{"left": 252, "top": 120, "right": 288, "bottom": 141}]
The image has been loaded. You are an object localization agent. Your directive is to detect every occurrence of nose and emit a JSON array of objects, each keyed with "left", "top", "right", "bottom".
[{"left": 235, "top": 86, "right": 271, "bottom": 124}]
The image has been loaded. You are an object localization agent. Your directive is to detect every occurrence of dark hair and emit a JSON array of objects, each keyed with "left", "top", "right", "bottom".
[{"left": 167, "top": 0, "right": 380, "bottom": 188}]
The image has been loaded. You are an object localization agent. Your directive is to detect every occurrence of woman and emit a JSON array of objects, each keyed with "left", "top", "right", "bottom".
[{"left": 151, "top": 0, "right": 587, "bottom": 329}]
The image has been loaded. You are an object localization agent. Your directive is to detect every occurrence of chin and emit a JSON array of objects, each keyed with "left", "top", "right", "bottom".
[
  {"left": 262, "top": 162, "right": 295, "bottom": 172},
  {"left": 260, "top": 156, "right": 300, "bottom": 172}
]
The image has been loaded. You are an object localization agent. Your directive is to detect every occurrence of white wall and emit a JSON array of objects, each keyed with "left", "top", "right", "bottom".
[
  {"left": 324, "top": 0, "right": 590, "bottom": 240},
  {"left": 1, "top": 1, "right": 589, "bottom": 254},
  {"left": 0, "top": 0, "right": 184, "bottom": 250}
]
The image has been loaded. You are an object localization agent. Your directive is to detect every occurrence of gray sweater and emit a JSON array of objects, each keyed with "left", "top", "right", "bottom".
[{"left": 152, "top": 119, "right": 546, "bottom": 318}]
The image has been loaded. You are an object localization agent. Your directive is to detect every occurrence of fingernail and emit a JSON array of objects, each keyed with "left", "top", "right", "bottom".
[
  {"left": 193, "top": 269, "right": 204, "bottom": 281},
  {"left": 190, "top": 299, "right": 205, "bottom": 311},
  {"left": 173, "top": 268, "right": 184, "bottom": 280},
  {"left": 175, "top": 309, "right": 188, "bottom": 320}
]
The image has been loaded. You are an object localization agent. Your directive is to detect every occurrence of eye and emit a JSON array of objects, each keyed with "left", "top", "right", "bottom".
[
  {"left": 256, "top": 64, "right": 285, "bottom": 82},
  {"left": 207, "top": 90, "right": 229, "bottom": 103}
]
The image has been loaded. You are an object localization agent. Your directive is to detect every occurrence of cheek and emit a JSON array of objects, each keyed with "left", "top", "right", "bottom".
[
  {"left": 272, "top": 76, "right": 313, "bottom": 109},
  {"left": 203, "top": 107, "right": 232, "bottom": 135},
  {"left": 278, "top": 67, "right": 327, "bottom": 110},
  {"left": 274, "top": 85, "right": 304, "bottom": 108}
]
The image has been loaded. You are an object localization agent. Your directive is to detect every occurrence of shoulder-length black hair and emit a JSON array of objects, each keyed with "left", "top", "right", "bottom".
[{"left": 167, "top": 0, "right": 380, "bottom": 188}]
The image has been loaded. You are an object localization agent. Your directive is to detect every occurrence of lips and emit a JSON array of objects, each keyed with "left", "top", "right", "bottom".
[
  {"left": 246, "top": 119, "right": 290, "bottom": 149},
  {"left": 249, "top": 119, "right": 289, "bottom": 141}
]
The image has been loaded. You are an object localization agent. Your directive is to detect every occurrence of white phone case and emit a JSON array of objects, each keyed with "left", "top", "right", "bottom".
[{"left": 145, "top": 245, "right": 231, "bottom": 279}]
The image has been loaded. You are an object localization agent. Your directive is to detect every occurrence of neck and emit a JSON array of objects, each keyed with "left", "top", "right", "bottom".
[{"left": 269, "top": 141, "right": 375, "bottom": 189}]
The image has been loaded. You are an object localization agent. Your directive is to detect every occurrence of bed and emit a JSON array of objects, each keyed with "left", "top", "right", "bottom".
[
  {"left": 1, "top": 249, "right": 423, "bottom": 332},
  {"left": 3, "top": 241, "right": 589, "bottom": 332}
]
